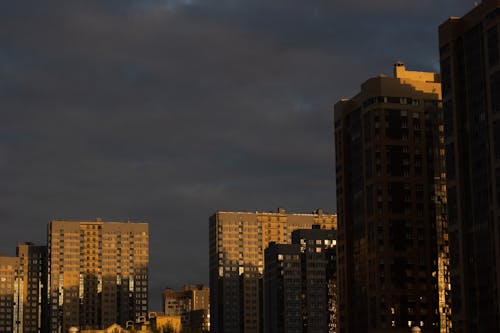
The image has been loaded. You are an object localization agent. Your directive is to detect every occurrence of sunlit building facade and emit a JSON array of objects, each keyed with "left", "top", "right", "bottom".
[
  {"left": 162, "top": 285, "right": 210, "bottom": 331},
  {"left": 439, "top": 1, "right": 500, "bottom": 332},
  {"left": 334, "top": 63, "right": 449, "bottom": 332},
  {"left": 209, "top": 208, "right": 336, "bottom": 333},
  {"left": 0, "top": 256, "right": 18, "bottom": 333},
  {"left": 47, "top": 220, "right": 149, "bottom": 333}
]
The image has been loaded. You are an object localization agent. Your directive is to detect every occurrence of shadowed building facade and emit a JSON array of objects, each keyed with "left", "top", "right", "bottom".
[
  {"left": 0, "top": 245, "right": 47, "bottom": 333},
  {"left": 264, "top": 243, "right": 302, "bottom": 333},
  {"left": 291, "top": 228, "right": 337, "bottom": 333},
  {"left": 334, "top": 63, "right": 449, "bottom": 332},
  {"left": 264, "top": 227, "right": 336, "bottom": 333},
  {"left": 15, "top": 243, "right": 48, "bottom": 333},
  {"left": 47, "top": 220, "right": 149, "bottom": 333},
  {"left": 209, "top": 208, "right": 336, "bottom": 333},
  {"left": 439, "top": 1, "right": 500, "bottom": 332}
]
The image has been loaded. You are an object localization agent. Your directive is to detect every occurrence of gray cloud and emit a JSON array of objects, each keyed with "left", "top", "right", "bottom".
[{"left": 0, "top": 0, "right": 472, "bottom": 308}]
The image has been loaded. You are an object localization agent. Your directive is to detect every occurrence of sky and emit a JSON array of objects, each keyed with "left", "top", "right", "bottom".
[{"left": 0, "top": 0, "right": 472, "bottom": 309}]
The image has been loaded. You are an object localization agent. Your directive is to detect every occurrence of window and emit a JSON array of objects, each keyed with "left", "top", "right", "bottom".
[
  {"left": 491, "top": 71, "right": 500, "bottom": 114},
  {"left": 488, "top": 26, "right": 499, "bottom": 66},
  {"left": 441, "top": 57, "right": 451, "bottom": 96}
]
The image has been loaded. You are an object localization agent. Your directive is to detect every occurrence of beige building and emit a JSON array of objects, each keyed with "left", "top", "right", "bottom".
[
  {"left": 0, "top": 256, "right": 19, "bottom": 333},
  {"left": 209, "top": 208, "right": 337, "bottom": 333},
  {"left": 334, "top": 63, "right": 449, "bottom": 332},
  {"left": 162, "top": 285, "right": 209, "bottom": 331},
  {"left": 47, "top": 220, "right": 149, "bottom": 333}
]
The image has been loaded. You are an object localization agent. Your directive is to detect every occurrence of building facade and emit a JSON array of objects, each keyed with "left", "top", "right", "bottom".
[
  {"left": 439, "top": 1, "right": 500, "bottom": 332},
  {"left": 15, "top": 243, "right": 47, "bottom": 333},
  {"left": 163, "top": 288, "right": 191, "bottom": 326},
  {"left": 334, "top": 63, "right": 449, "bottom": 332},
  {"left": 209, "top": 208, "right": 336, "bottom": 333},
  {"left": 47, "top": 220, "right": 149, "bottom": 333},
  {"left": 291, "top": 228, "right": 337, "bottom": 333},
  {"left": 0, "top": 245, "right": 48, "bottom": 333},
  {"left": 264, "top": 243, "right": 302, "bottom": 333},
  {"left": 263, "top": 227, "right": 336, "bottom": 333},
  {"left": 0, "top": 256, "right": 19, "bottom": 333},
  {"left": 162, "top": 285, "right": 210, "bottom": 331}
]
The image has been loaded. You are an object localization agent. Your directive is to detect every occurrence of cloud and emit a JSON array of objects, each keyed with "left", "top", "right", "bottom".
[{"left": 0, "top": 0, "right": 471, "bottom": 308}]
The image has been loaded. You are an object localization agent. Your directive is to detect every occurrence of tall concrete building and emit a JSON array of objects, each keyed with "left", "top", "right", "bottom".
[
  {"left": 0, "top": 245, "right": 47, "bottom": 333},
  {"left": 0, "top": 256, "right": 19, "bottom": 333},
  {"left": 264, "top": 243, "right": 302, "bottom": 333},
  {"left": 47, "top": 220, "right": 149, "bottom": 333},
  {"left": 334, "top": 63, "right": 449, "bottom": 332},
  {"left": 209, "top": 208, "right": 336, "bottom": 333},
  {"left": 439, "top": 1, "right": 500, "bottom": 332},
  {"left": 15, "top": 243, "right": 47, "bottom": 333},
  {"left": 264, "top": 227, "right": 336, "bottom": 333},
  {"left": 291, "top": 228, "right": 337, "bottom": 333}
]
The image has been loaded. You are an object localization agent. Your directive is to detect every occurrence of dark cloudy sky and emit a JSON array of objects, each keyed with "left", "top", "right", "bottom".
[{"left": 0, "top": 0, "right": 471, "bottom": 309}]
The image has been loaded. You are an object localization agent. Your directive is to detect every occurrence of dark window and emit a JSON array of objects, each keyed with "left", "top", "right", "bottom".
[
  {"left": 488, "top": 26, "right": 499, "bottom": 66},
  {"left": 491, "top": 71, "right": 500, "bottom": 114},
  {"left": 390, "top": 257, "right": 407, "bottom": 286},
  {"left": 387, "top": 97, "right": 401, "bottom": 104},
  {"left": 365, "top": 148, "right": 372, "bottom": 178},
  {"left": 447, "top": 187, "right": 457, "bottom": 228},
  {"left": 494, "top": 121, "right": 500, "bottom": 159},
  {"left": 363, "top": 97, "right": 376, "bottom": 108},
  {"left": 446, "top": 143, "right": 455, "bottom": 181},
  {"left": 388, "top": 182, "right": 404, "bottom": 213},
  {"left": 443, "top": 100, "right": 454, "bottom": 138},
  {"left": 496, "top": 168, "right": 500, "bottom": 208},
  {"left": 386, "top": 110, "right": 403, "bottom": 140},
  {"left": 441, "top": 57, "right": 452, "bottom": 96},
  {"left": 364, "top": 112, "right": 371, "bottom": 143}
]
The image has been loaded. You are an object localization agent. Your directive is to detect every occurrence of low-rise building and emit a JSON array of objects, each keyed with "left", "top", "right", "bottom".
[{"left": 162, "top": 285, "right": 209, "bottom": 331}]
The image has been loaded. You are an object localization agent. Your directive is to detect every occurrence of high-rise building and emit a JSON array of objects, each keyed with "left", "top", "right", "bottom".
[
  {"left": 0, "top": 256, "right": 19, "bottom": 333},
  {"left": 162, "top": 285, "right": 210, "bottom": 331},
  {"left": 439, "top": 1, "right": 500, "bottom": 332},
  {"left": 209, "top": 208, "right": 336, "bottom": 333},
  {"left": 15, "top": 243, "right": 47, "bottom": 333},
  {"left": 291, "top": 228, "right": 337, "bottom": 333},
  {"left": 47, "top": 220, "right": 149, "bottom": 333},
  {"left": 0, "top": 245, "right": 47, "bottom": 333},
  {"left": 264, "top": 243, "right": 302, "bottom": 333},
  {"left": 263, "top": 227, "right": 336, "bottom": 333},
  {"left": 334, "top": 63, "right": 449, "bottom": 332}
]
